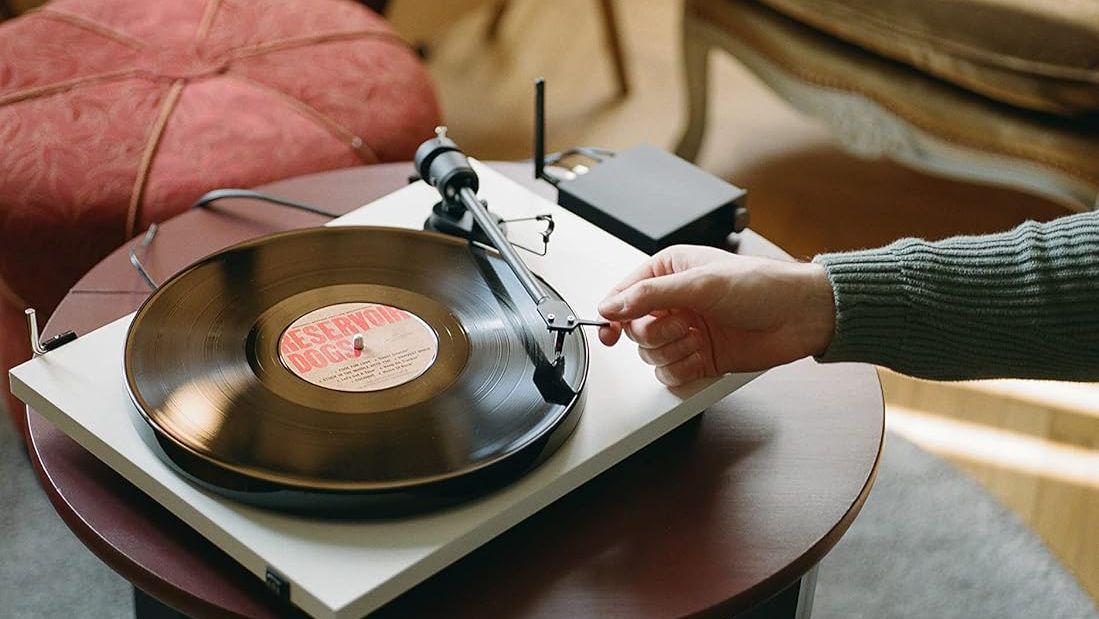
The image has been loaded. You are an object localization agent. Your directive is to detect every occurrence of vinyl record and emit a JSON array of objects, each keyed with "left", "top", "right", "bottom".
[{"left": 124, "top": 226, "right": 587, "bottom": 516}]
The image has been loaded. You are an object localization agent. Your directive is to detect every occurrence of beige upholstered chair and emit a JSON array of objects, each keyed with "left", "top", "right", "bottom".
[
  {"left": 677, "top": 0, "right": 1099, "bottom": 211},
  {"left": 387, "top": 0, "right": 629, "bottom": 95}
]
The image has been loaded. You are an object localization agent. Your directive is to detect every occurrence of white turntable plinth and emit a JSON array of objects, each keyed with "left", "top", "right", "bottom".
[{"left": 10, "top": 162, "right": 759, "bottom": 619}]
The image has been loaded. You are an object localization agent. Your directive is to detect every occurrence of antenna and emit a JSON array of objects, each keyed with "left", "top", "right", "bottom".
[{"left": 534, "top": 77, "right": 545, "bottom": 181}]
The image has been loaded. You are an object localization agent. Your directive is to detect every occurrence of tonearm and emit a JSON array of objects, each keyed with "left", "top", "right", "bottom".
[{"left": 413, "top": 127, "right": 607, "bottom": 361}]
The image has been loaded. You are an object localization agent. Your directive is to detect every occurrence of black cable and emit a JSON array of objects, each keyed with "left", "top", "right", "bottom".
[
  {"left": 543, "top": 146, "right": 616, "bottom": 166},
  {"left": 526, "top": 146, "right": 617, "bottom": 167},
  {"left": 539, "top": 167, "right": 573, "bottom": 186},
  {"left": 190, "top": 189, "right": 339, "bottom": 218}
]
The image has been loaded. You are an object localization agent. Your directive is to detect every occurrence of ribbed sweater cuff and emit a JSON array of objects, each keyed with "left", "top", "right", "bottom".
[
  {"left": 812, "top": 247, "right": 907, "bottom": 367},
  {"left": 809, "top": 211, "right": 1099, "bottom": 381}
]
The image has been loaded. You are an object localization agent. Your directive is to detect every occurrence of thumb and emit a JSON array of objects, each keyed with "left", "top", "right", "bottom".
[{"left": 598, "top": 272, "right": 701, "bottom": 321}]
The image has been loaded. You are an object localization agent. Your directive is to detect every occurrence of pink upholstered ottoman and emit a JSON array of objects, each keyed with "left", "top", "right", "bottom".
[{"left": 0, "top": 0, "right": 440, "bottom": 433}]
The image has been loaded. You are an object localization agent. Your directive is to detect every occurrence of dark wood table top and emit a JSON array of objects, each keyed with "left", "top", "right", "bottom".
[{"left": 26, "top": 162, "right": 883, "bottom": 618}]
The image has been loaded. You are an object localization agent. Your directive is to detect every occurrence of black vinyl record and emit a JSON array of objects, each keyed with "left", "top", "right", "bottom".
[{"left": 124, "top": 226, "right": 587, "bottom": 516}]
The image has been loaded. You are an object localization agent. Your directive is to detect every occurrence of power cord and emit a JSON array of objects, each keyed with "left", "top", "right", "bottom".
[{"left": 190, "top": 188, "right": 339, "bottom": 218}]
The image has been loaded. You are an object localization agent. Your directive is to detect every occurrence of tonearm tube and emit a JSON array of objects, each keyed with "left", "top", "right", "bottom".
[{"left": 414, "top": 127, "right": 607, "bottom": 359}]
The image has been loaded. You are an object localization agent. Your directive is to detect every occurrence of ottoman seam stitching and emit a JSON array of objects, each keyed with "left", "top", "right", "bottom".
[
  {"left": 223, "top": 72, "right": 378, "bottom": 163},
  {"left": 126, "top": 79, "right": 186, "bottom": 240},
  {"left": 31, "top": 7, "right": 147, "bottom": 50},
  {"left": 228, "top": 30, "right": 410, "bottom": 61},
  {"left": 194, "top": 0, "right": 222, "bottom": 44},
  {"left": 0, "top": 70, "right": 141, "bottom": 106}
]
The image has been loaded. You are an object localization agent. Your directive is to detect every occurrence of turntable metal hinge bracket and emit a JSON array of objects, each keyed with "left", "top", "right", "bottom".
[
  {"left": 264, "top": 567, "right": 291, "bottom": 603},
  {"left": 129, "top": 224, "right": 160, "bottom": 291},
  {"left": 24, "top": 308, "right": 77, "bottom": 357}
]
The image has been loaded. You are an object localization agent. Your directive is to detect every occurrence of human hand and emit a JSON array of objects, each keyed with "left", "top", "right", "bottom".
[{"left": 597, "top": 245, "right": 835, "bottom": 386}]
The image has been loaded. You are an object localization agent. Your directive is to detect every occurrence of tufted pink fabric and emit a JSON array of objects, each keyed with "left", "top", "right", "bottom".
[{"left": 0, "top": 0, "right": 441, "bottom": 433}]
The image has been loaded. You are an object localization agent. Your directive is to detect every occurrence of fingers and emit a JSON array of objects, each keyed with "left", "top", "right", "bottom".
[
  {"left": 622, "top": 314, "right": 688, "bottom": 349},
  {"left": 630, "top": 320, "right": 710, "bottom": 386},
  {"left": 599, "top": 271, "right": 700, "bottom": 322},
  {"left": 598, "top": 315, "right": 711, "bottom": 387},
  {"left": 601, "top": 245, "right": 694, "bottom": 299},
  {"left": 599, "top": 244, "right": 739, "bottom": 324},
  {"left": 598, "top": 322, "right": 623, "bottom": 346},
  {"left": 604, "top": 257, "right": 663, "bottom": 299},
  {"left": 598, "top": 314, "right": 679, "bottom": 347},
  {"left": 637, "top": 330, "right": 701, "bottom": 366},
  {"left": 601, "top": 326, "right": 709, "bottom": 386},
  {"left": 654, "top": 351, "right": 707, "bottom": 387},
  {"left": 597, "top": 248, "right": 686, "bottom": 321}
]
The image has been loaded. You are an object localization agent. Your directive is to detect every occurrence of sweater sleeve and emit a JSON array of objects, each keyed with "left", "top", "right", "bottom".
[{"left": 812, "top": 210, "right": 1099, "bottom": 381}]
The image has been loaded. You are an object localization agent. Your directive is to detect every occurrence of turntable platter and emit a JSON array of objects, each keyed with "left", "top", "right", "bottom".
[{"left": 124, "top": 226, "right": 587, "bottom": 515}]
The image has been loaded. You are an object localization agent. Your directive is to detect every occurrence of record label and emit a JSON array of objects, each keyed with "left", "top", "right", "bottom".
[{"left": 277, "top": 302, "right": 439, "bottom": 392}]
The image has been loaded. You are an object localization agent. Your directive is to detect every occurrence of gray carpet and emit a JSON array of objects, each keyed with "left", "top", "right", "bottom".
[
  {"left": 814, "top": 435, "right": 1098, "bottom": 619},
  {"left": 0, "top": 409, "right": 131, "bottom": 618},
  {"left": 1, "top": 404, "right": 1096, "bottom": 618}
]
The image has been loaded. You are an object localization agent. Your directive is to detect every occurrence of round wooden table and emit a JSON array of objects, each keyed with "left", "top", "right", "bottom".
[{"left": 26, "top": 163, "right": 883, "bottom": 618}]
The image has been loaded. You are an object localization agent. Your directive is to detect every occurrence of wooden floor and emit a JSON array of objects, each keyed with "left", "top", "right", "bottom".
[{"left": 393, "top": 0, "right": 1097, "bottom": 601}]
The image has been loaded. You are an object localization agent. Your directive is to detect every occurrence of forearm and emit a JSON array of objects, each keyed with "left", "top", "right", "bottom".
[{"left": 813, "top": 211, "right": 1099, "bottom": 381}]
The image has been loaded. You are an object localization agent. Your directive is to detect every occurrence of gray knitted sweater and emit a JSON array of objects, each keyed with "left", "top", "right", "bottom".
[{"left": 813, "top": 211, "right": 1099, "bottom": 381}]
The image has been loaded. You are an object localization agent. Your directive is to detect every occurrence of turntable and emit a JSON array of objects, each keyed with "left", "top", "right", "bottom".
[{"left": 10, "top": 134, "right": 761, "bottom": 617}]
